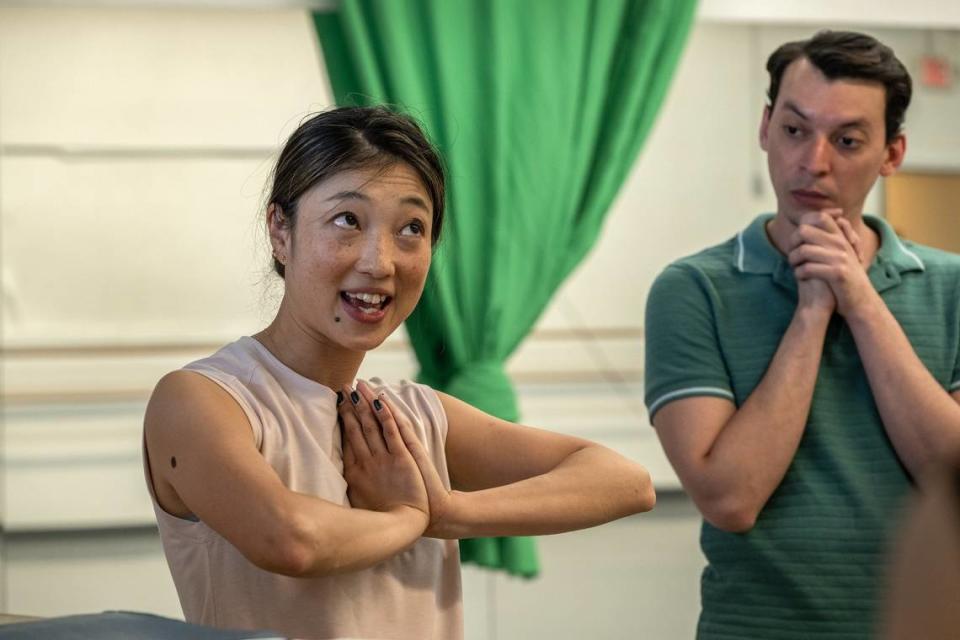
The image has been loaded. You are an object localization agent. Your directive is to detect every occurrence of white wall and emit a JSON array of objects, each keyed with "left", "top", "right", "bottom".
[{"left": 0, "top": 7, "right": 329, "bottom": 345}]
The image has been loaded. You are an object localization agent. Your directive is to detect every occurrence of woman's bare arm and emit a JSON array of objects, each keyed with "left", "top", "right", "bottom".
[{"left": 144, "top": 371, "right": 427, "bottom": 577}]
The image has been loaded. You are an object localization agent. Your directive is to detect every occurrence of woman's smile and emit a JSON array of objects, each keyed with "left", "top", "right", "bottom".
[{"left": 340, "top": 290, "right": 394, "bottom": 324}]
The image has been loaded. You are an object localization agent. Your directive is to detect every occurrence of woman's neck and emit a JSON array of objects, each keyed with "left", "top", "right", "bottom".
[{"left": 254, "top": 313, "right": 364, "bottom": 391}]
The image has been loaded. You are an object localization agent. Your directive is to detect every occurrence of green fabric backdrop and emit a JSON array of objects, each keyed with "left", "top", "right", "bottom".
[{"left": 314, "top": 0, "right": 696, "bottom": 577}]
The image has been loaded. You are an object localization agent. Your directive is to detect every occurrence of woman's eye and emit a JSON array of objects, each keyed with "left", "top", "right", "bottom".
[
  {"left": 400, "top": 220, "right": 426, "bottom": 237},
  {"left": 333, "top": 212, "right": 359, "bottom": 229}
]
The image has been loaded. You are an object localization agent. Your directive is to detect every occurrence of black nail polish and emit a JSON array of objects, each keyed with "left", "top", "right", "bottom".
[
  {"left": 373, "top": 398, "right": 382, "bottom": 411},
  {"left": 350, "top": 391, "right": 360, "bottom": 405},
  {"left": 336, "top": 391, "right": 343, "bottom": 406}
]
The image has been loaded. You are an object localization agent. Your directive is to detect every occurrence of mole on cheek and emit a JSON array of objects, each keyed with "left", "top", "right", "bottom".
[{"left": 171, "top": 456, "right": 178, "bottom": 469}]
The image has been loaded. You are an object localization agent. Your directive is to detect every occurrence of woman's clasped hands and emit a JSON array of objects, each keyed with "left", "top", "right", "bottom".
[{"left": 337, "top": 381, "right": 453, "bottom": 539}]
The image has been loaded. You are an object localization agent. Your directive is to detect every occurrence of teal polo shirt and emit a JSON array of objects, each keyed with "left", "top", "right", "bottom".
[{"left": 645, "top": 214, "right": 960, "bottom": 640}]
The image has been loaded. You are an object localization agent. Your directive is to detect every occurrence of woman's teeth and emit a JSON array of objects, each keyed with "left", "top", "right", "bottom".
[
  {"left": 354, "top": 292, "right": 385, "bottom": 305},
  {"left": 344, "top": 292, "right": 387, "bottom": 313}
]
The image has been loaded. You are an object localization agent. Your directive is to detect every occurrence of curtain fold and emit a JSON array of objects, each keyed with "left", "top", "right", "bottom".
[{"left": 314, "top": 0, "right": 696, "bottom": 577}]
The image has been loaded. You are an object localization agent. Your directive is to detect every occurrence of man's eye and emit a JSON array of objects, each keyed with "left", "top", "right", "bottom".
[
  {"left": 784, "top": 125, "right": 803, "bottom": 137},
  {"left": 838, "top": 136, "right": 861, "bottom": 149},
  {"left": 333, "top": 213, "right": 359, "bottom": 229}
]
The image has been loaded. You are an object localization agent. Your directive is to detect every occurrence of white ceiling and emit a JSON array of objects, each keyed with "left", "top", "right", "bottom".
[{"left": 699, "top": 0, "right": 960, "bottom": 30}]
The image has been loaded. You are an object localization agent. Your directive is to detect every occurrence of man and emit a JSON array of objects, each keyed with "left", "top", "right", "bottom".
[{"left": 645, "top": 30, "right": 960, "bottom": 639}]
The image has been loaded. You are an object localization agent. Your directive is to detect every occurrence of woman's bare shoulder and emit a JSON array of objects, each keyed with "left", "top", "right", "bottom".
[{"left": 145, "top": 369, "right": 255, "bottom": 449}]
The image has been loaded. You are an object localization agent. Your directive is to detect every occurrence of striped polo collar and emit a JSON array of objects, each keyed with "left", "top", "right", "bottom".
[{"left": 733, "top": 213, "right": 926, "bottom": 277}]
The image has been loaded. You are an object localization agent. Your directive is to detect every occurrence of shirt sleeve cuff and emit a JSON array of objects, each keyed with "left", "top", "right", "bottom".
[{"left": 647, "top": 386, "right": 735, "bottom": 422}]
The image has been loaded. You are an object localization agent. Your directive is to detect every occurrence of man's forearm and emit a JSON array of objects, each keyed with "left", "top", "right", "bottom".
[
  {"left": 694, "top": 306, "right": 831, "bottom": 529},
  {"left": 846, "top": 295, "right": 960, "bottom": 476}
]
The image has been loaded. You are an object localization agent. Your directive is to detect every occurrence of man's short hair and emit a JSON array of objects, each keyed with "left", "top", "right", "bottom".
[{"left": 766, "top": 30, "right": 912, "bottom": 142}]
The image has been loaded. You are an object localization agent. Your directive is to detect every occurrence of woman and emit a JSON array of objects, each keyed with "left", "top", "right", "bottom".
[{"left": 143, "top": 106, "right": 655, "bottom": 640}]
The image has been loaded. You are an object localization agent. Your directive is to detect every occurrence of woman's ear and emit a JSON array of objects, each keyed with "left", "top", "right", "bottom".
[{"left": 267, "top": 203, "right": 291, "bottom": 265}]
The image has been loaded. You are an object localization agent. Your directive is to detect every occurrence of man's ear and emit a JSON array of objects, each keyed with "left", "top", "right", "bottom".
[
  {"left": 880, "top": 134, "right": 907, "bottom": 177},
  {"left": 759, "top": 105, "right": 772, "bottom": 152}
]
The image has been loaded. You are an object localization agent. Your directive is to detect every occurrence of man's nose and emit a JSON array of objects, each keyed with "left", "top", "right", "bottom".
[
  {"left": 802, "top": 136, "right": 832, "bottom": 176},
  {"left": 356, "top": 231, "right": 395, "bottom": 278}
]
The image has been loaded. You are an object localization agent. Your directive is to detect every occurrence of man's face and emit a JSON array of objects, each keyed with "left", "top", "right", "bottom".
[{"left": 760, "top": 57, "right": 905, "bottom": 224}]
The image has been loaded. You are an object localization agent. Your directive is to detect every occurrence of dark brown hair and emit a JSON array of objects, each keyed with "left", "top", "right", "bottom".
[
  {"left": 766, "top": 30, "right": 912, "bottom": 142},
  {"left": 268, "top": 106, "right": 446, "bottom": 278}
]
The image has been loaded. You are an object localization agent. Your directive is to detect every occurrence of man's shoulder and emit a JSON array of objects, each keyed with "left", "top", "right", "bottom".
[
  {"left": 651, "top": 235, "right": 742, "bottom": 294},
  {"left": 903, "top": 239, "right": 960, "bottom": 273},
  {"left": 663, "top": 236, "right": 738, "bottom": 274}
]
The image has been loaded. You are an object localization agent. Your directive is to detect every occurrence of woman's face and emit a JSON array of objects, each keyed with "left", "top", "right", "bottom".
[{"left": 271, "top": 162, "right": 434, "bottom": 353}]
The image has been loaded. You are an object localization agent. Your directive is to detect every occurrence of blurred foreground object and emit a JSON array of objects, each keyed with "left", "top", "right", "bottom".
[
  {"left": 881, "top": 457, "right": 960, "bottom": 640},
  {"left": 0, "top": 611, "right": 281, "bottom": 639}
]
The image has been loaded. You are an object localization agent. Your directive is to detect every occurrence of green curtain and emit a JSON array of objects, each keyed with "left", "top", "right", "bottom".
[{"left": 314, "top": 0, "right": 696, "bottom": 577}]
